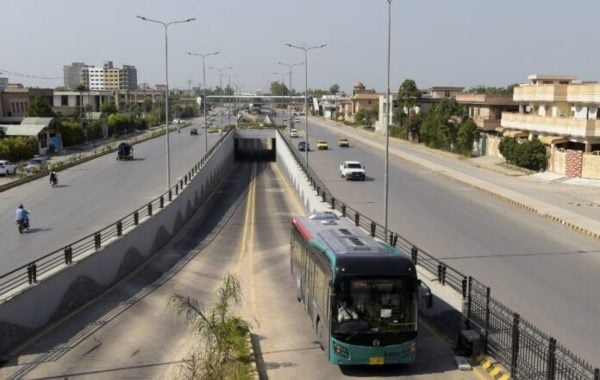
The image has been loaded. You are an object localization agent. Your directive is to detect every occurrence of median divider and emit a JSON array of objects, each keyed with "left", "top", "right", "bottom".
[{"left": 0, "top": 130, "right": 235, "bottom": 356}]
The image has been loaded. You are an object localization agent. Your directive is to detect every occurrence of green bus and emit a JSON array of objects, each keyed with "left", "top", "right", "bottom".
[{"left": 291, "top": 211, "right": 430, "bottom": 365}]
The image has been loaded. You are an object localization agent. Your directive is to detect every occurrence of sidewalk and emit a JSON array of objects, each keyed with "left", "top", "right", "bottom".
[{"left": 315, "top": 117, "right": 600, "bottom": 240}]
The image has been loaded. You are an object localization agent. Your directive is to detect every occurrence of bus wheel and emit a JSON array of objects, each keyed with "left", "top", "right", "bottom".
[{"left": 316, "top": 320, "right": 325, "bottom": 351}]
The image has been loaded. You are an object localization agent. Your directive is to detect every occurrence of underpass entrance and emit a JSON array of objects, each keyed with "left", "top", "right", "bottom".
[{"left": 234, "top": 129, "right": 277, "bottom": 161}]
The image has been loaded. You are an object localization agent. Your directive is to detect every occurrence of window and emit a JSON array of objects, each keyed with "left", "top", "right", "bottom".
[{"left": 61, "top": 95, "right": 68, "bottom": 106}]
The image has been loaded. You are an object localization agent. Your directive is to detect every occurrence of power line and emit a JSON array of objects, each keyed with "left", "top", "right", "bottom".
[{"left": 0, "top": 68, "right": 61, "bottom": 80}]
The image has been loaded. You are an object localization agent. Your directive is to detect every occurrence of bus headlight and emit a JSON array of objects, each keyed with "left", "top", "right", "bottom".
[
  {"left": 333, "top": 342, "right": 350, "bottom": 359},
  {"left": 403, "top": 341, "right": 417, "bottom": 354}
]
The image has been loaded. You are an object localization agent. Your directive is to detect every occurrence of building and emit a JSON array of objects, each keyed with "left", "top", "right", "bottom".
[
  {"left": 0, "top": 87, "right": 54, "bottom": 123},
  {"left": 68, "top": 61, "right": 138, "bottom": 91},
  {"left": 337, "top": 82, "right": 380, "bottom": 123},
  {"left": 120, "top": 65, "right": 138, "bottom": 90},
  {"left": 501, "top": 74, "right": 600, "bottom": 179},
  {"left": 63, "top": 62, "right": 90, "bottom": 89},
  {"left": 455, "top": 92, "right": 518, "bottom": 156},
  {"left": 53, "top": 90, "right": 113, "bottom": 116},
  {"left": 0, "top": 77, "right": 8, "bottom": 92},
  {"left": 4, "top": 117, "right": 62, "bottom": 155}
]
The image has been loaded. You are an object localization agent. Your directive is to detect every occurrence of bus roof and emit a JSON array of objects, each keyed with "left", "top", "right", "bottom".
[{"left": 292, "top": 213, "right": 415, "bottom": 278}]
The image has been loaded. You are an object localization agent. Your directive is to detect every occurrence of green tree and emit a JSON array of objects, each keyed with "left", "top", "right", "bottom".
[
  {"left": 59, "top": 120, "right": 86, "bottom": 146},
  {"left": 456, "top": 119, "right": 477, "bottom": 155},
  {"left": 0, "top": 137, "right": 38, "bottom": 161},
  {"left": 108, "top": 113, "right": 131, "bottom": 135},
  {"left": 170, "top": 274, "right": 250, "bottom": 379},
  {"left": 397, "top": 79, "right": 421, "bottom": 123},
  {"left": 329, "top": 84, "right": 340, "bottom": 94},
  {"left": 270, "top": 81, "right": 289, "bottom": 97},
  {"left": 420, "top": 98, "right": 465, "bottom": 150},
  {"left": 354, "top": 107, "right": 379, "bottom": 128},
  {"left": 26, "top": 96, "right": 55, "bottom": 117},
  {"left": 100, "top": 101, "right": 118, "bottom": 115}
]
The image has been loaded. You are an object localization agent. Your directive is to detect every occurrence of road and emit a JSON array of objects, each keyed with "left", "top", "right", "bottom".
[
  {"left": 283, "top": 117, "right": 600, "bottom": 365},
  {"left": 0, "top": 118, "right": 221, "bottom": 273},
  {"left": 0, "top": 161, "right": 475, "bottom": 380}
]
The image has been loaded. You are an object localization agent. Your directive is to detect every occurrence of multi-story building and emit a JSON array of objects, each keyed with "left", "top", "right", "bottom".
[
  {"left": 0, "top": 87, "right": 53, "bottom": 123},
  {"left": 52, "top": 90, "right": 114, "bottom": 116},
  {"left": 120, "top": 65, "right": 138, "bottom": 90},
  {"left": 501, "top": 74, "right": 600, "bottom": 178},
  {"left": 0, "top": 77, "right": 8, "bottom": 92},
  {"left": 68, "top": 61, "right": 138, "bottom": 91},
  {"left": 63, "top": 62, "right": 90, "bottom": 89},
  {"left": 456, "top": 92, "right": 518, "bottom": 156}
]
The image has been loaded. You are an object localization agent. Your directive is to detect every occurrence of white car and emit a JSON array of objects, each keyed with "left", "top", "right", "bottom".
[
  {"left": 23, "top": 157, "right": 47, "bottom": 173},
  {"left": 289, "top": 129, "right": 299, "bottom": 138},
  {"left": 0, "top": 160, "right": 17, "bottom": 176}
]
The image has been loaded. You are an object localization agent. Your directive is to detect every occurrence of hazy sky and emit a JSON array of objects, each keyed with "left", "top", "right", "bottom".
[{"left": 1, "top": 0, "right": 599, "bottom": 94}]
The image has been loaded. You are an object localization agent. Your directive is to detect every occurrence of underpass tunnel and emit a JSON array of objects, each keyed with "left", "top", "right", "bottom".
[{"left": 234, "top": 137, "right": 276, "bottom": 162}]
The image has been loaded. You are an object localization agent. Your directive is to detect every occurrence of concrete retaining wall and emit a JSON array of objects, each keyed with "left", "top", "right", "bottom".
[
  {"left": 0, "top": 133, "right": 235, "bottom": 355},
  {"left": 275, "top": 131, "right": 330, "bottom": 213}
]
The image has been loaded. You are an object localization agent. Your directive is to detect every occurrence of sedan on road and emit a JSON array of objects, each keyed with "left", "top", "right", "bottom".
[
  {"left": 0, "top": 160, "right": 17, "bottom": 176},
  {"left": 338, "top": 138, "right": 350, "bottom": 148},
  {"left": 298, "top": 141, "right": 310, "bottom": 151},
  {"left": 316, "top": 140, "right": 329, "bottom": 150}
]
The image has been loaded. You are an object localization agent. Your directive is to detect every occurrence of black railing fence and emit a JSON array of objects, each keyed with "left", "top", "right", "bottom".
[
  {"left": 0, "top": 130, "right": 232, "bottom": 300},
  {"left": 279, "top": 129, "right": 599, "bottom": 380}
]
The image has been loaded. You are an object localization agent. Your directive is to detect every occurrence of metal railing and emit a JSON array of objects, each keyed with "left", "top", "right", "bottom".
[
  {"left": 278, "top": 128, "right": 599, "bottom": 379},
  {"left": 0, "top": 130, "right": 233, "bottom": 300}
]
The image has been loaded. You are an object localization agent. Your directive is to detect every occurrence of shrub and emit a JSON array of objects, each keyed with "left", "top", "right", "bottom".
[
  {"left": 59, "top": 120, "right": 86, "bottom": 146},
  {"left": 500, "top": 137, "right": 547, "bottom": 171}
]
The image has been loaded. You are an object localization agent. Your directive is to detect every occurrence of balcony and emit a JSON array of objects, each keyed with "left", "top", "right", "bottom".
[
  {"left": 513, "top": 85, "right": 568, "bottom": 102},
  {"left": 501, "top": 112, "right": 600, "bottom": 138}
]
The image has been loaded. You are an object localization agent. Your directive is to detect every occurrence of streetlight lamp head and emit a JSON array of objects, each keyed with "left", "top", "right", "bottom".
[
  {"left": 136, "top": 15, "right": 147, "bottom": 20},
  {"left": 185, "top": 18, "right": 195, "bottom": 22}
]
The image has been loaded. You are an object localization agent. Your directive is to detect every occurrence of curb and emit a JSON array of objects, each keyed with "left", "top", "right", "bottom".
[
  {"left": 247, "top": 333, "right": 259, "bottom": 380},
  {"left": 475, "top": 354, "right": 511, "bottom": 380}
]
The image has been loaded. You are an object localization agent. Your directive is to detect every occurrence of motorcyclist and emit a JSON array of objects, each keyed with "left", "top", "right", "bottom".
[
  {"left": 49, "top": 171, "right": 58, "bottom": 186},
  {"left": 15, "top": 204, "right": 30, "bottom": 232}
]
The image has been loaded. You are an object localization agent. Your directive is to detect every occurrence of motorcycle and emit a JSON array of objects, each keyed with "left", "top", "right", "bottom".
[
  {"left": 50, "top": 174, "right": 58, "bottom": 187},
  {"left": 17, "top": 216, "right": 30, "bottom": 233}
]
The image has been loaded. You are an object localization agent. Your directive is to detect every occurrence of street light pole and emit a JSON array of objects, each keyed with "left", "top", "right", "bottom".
[
  {"left": 187, "top": 51, "right": 220, "bottom": 154},
  {"left": 137, "top": 15, "right": 195, "bottom": 191},
  {"left": 272, "top": 72, "right": 285, "bottom": 117},
  {"left": 225, "top": 73, "right": 238, "bottom": 126},
  {"left": 384, "top": 0, "right": 392, "bottom": 236},
  {"left": 285, "top": 43, "right": 326, "bottom": 172},
  {"left": 209, "top": 66, "right": 233, "bottom": 127},
  {"left": 278, "top": 61, "right": 303, "bottom": 129}
]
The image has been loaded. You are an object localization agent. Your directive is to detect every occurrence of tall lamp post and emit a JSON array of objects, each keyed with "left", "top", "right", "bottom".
[
  {"left": 285, "top": 43, "right": 326, "bottom": 171},
  {"left": 225, "top": 73, "right": 238, "bottom": 125},
  {"left": 137, "top": 15, "right": 195, "bottom": 190},
  {"left": 278, "top": 61, "right": 303, "bottom": 129},
  {"left": 272, "top": 72, "right": 286, "bottom": 117},
  {"left": 209, "top": 66, "right": 233, "bottom": 126},
  {"left": 384, "top": 0, "right": 393, "bottom": 236},
  {"left": 187, "top": 51, "right": 220, "bottom": 153}
]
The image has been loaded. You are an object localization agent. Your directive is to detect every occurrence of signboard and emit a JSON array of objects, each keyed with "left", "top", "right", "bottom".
[{"left": 312, "top": 97, "right": 319, "bottom": 113}]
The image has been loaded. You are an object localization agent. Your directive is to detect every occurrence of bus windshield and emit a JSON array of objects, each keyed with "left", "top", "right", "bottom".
[{"left": 333, "top": 277, "right": 417, "bottom": 338}]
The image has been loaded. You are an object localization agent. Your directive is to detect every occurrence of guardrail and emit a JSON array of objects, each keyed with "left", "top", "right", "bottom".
[
  {"left": 0, "top": 130, "right": 233, "bottom": 300},
  {"left": 278, "top": 128, "right": 599, "bottom": 380}
]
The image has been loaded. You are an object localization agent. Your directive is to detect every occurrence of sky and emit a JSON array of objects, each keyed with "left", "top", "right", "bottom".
[{"left": 1, "top": 0, "right": 599, "bottom": 94}]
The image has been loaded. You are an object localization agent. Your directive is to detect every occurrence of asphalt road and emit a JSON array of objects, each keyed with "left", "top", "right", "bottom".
[
  {"left": 282, "top": 117, "right": 600, "bottom": 366},
  {"left": 0, "top": 161, "right": 475, "bottom": 380},
  {"left": 0, "top": 118, "right": 220, "bottom": 273}
]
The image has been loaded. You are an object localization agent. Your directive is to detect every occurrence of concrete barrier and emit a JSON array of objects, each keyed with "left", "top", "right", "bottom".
[
  {"left": 0, "top": 133, "right": 235, "bottom": 355},
  {"left": 275, "top": 131, "right": 330, "bottom": 213}
]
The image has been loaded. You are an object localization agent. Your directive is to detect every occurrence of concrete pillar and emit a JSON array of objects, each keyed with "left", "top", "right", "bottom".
[{"left": 585, "top": 141, "right": 592, "bottom": 153}]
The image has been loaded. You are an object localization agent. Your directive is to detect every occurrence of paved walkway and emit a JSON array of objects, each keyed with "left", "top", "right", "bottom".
[{"left": 315, "top": 117, "right": 600, "bottom": 239}]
